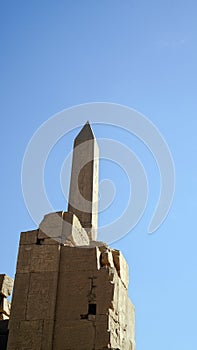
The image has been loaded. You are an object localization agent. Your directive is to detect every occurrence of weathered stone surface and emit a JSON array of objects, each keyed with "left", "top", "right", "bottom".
[
  {"left": 16, "top": 244, "right": 32, "bottom": 273},
  {"left": 95, "top": 314, "right": 119, "bottom": 349},
  {"left": 95, "top": 267, "right": 116, "bottom": 315},
  {"left": 60, "top": 246, "right": 101, "bottom": 272},
  {"left": 41, "top": 320, "right": 54, "bottom": 349},
  {"left": 20, "top": 230, "right": 38, "bottom": 245},
  {"left": 112, "top": 249, "right": 129, "bottom": 288},
  {"left": 100, "top": 247, "right": 115, "bottom": 268},
  {"left": 113, "top": 277, "right": 128, "bottom": 314},
  {"left": 53, "top": 320, "right": 95, "bottom": 350},
  {"left": 62, "top": 212, "right": 90, "bottom": 246},
  {"left": 26, "top": 271, "right": 58, "bottom": 320},
  {"left": 9, "top": 273, "right": 30, "bottom": 320},
  {"left": 56, "top": 294, "right": 89, "bottom": 321},
  {"left": 55, "top": 271, "right": 92, "bottom": 321},
  {"left": 6, "top": 320, "right": 20, "bottom": 349},
  {"left": 0, "top": 275, "right": 13, "bottom": 298},
  {"left": 37, "top": 235, "right": 61, "bottom": 245},
  {"left": 16, "top": 244, "right": 60, "bottom": 273},
  {"left": 7, "top": 320, "right": 43, "bottom": 349},
  {"left": 39, "top": 211, "right": 63, "bottom": 240},
  {"left": 30, "top": 245, "right": 60, "bottom": 272}
]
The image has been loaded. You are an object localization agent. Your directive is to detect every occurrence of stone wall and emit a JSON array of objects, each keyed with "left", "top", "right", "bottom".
[{"left": 7, "top": 214, "right": 135, "bottom": 350}]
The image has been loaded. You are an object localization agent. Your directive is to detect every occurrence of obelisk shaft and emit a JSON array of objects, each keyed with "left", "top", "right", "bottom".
[{"left": 68, "top": 122, "right": 99, "bottom": 240}]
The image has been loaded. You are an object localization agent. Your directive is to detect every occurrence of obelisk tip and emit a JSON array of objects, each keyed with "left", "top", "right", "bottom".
[{"left": 74, "top": 121, "right": 95, "bottom": 146}]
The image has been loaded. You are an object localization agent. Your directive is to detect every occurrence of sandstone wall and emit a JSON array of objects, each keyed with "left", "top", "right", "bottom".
[{"left": 7, "top": 215, "right": 135, "bottom": 350}]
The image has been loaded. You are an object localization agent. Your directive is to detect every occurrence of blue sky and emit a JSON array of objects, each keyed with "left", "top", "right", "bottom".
[{"left": 1, "top": 1, "right": 197, "bottom": 349}]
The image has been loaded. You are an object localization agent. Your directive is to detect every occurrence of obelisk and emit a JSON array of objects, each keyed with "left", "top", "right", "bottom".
[{"left": 68, "top": 122, "right": 99, "bottom": 240}]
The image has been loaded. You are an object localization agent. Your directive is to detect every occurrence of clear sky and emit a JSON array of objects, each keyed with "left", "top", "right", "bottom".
[{"left": 1, "top": 1, "right": 197, "bottom": 349}]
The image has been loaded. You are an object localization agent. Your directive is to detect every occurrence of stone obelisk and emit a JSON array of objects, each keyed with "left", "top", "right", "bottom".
[
  {"left": 6, "top": 122, "right": 135, "bottom": 350},
  {"left": 68, "top": 122, "right": 99, "bottom": 240}
]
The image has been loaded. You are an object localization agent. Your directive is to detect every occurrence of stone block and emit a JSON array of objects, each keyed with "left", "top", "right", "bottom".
[
  {"left": 57, "top": 270, "right": 92, "bottom": 296},
  {"left": 26, "top": 272, "right": 58, "bottom": 320},
  {"left": 16, "top": 244, "right": 60, "bottom": 273},
  {"left": 94, "top": 267, "right": 116, "bottom": 314},
  {"left": 62, "top": 212, "right": 90, "bottom": 246},
  {"left": 113, "top": 278, "right": 128, "bottom": 315},
  {"left": 56, "top": 294, "right": 89, "bottom": 321},
  {"left": 60, "top": 246, "right": 100, "bottom": 272},
  {"left": 9, "top": 273, "right": 30, "bottom": 320},
  {"left": 109, "top": 283, "right": 135, "bottom": 349},
  {"left": 30, "top": 245, "right": 60, "bottom": 272},
  {"left": 53, "top": 320, "right": 95, "bottom": 349},
  {"left": 41, "top": 320, "right": 54, "bottom": 349},
  {"left": 96, "top": 286, "right": 115, "bottom": 314},
  {"left": 95, "top": 315, "right": 112, "bottom": 349},
  {"left": 39, "top": 211, "right": 64, "bottom": 240},
  {"left": 112, "top": 249, "right": 129, "bottom": 288},
  {"left": 0, "top": 275, "right": 13, "bottom": 298},
  {"left": 37, "top": 231, "right": 61, "bottom": 245},
  {"left": 55, "top": 270, "right": 92, "bottom": 321},
  {"left": 6, "top": 320, "right": 20, "bottom": 349},
  {"left": 7, "top": 320, "right": 43, "bottom": 350},
  {"left": 20, "top": 230, "right": 38, "bottom": 245},
  {"left": 16, "top": 244, "right": 33, "bottom": 273},
  {"left": 99, "top": 247, "right": 115, "bottom": 268}
]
